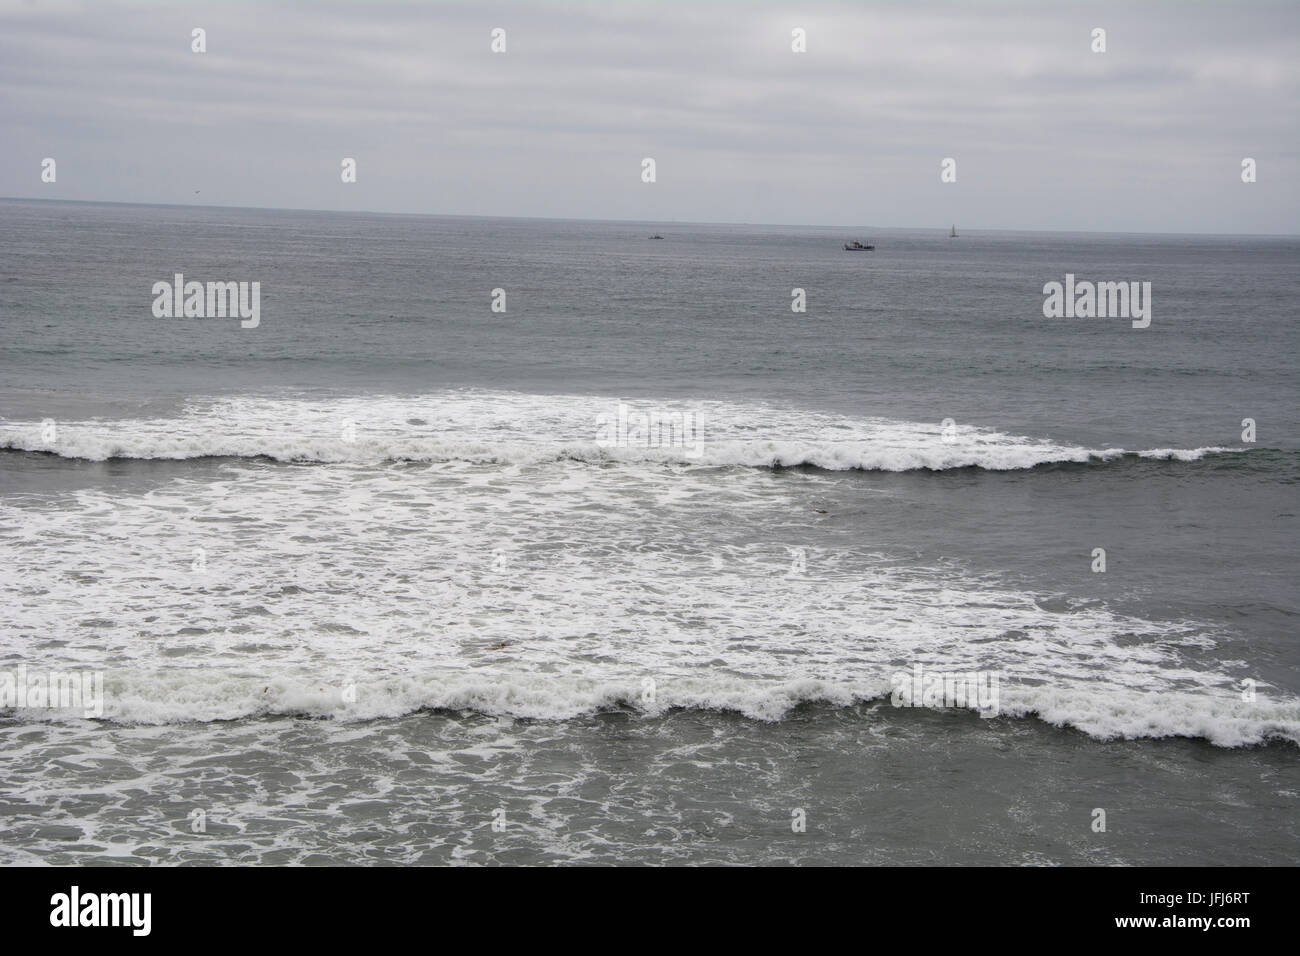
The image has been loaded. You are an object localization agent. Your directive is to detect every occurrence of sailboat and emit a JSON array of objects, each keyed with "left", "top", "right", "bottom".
[{"left": 950, "top": 224, "right": 958, "bottom": 238}]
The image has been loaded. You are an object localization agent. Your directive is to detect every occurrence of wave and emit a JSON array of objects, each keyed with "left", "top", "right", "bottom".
[
  {"left": 0, "top": 437, "right": 1240, "bottom": 472},
  {"left": 3, "top": 671, "right": 1296, "bottom": 748},
  {"left": 1, "top": 391, "right": 1289, "bottom": 749},
  {"left": 0, "top": 390, "right": 1247, "bottom": 473}
]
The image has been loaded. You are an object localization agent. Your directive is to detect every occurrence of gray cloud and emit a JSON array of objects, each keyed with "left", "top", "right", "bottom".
[{"left": 1, "top": 0, "right": 1296, "bottom": 232}]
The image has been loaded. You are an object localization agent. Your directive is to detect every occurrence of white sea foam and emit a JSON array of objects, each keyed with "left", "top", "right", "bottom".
[
  {"left": 0, "top": 395, "right": 1290, "bottom": 747},
  {"left": 0, "top": 391, "right": 1234, "bottom": 471},
  {"left": 56, "top": 670, "right": 1294, "bottom": 747}
]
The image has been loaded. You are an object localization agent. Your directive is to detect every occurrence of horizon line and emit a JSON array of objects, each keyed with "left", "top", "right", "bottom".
[{"left": 3, "top": 195, "right": 1297, "bottom": 240}]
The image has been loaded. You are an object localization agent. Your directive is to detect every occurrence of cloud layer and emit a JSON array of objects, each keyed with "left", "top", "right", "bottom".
[{"left": 1, "top": 0, "right": 1295, "bottom": 232}]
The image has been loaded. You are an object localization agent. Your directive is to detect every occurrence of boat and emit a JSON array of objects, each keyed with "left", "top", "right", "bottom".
[
  {"left": 950, "top": 224, "right": 958, "bottom": 238},
  {"left": 649, "top": 234, "right": 664, "bottom": 240},
  {"left": 843, "top": 240, "right": 874, "bottom": 251}
]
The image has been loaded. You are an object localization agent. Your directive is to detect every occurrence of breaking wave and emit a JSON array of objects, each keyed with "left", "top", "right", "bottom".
[{"left": 0, "top": 390, "right": 1243, "bottom": 472}]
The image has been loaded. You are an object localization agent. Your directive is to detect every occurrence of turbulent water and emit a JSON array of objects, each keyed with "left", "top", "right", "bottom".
[{"left": 0, "top": 199, "right": 1296, "bottom": 865}]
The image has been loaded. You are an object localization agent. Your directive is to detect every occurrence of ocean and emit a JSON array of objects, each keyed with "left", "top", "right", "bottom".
[{"left": 0, "top": 197, "right": 1296, "bottom": 865}]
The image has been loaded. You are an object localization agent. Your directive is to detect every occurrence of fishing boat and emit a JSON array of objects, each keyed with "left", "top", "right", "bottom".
[{"left": 843, "top": 240, "right": 874, "bottom": 251}]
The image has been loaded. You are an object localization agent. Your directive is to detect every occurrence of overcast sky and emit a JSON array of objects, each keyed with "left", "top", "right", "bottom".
[{"left": 1, "top": 0, "right": 1296, "bottom": 233}]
